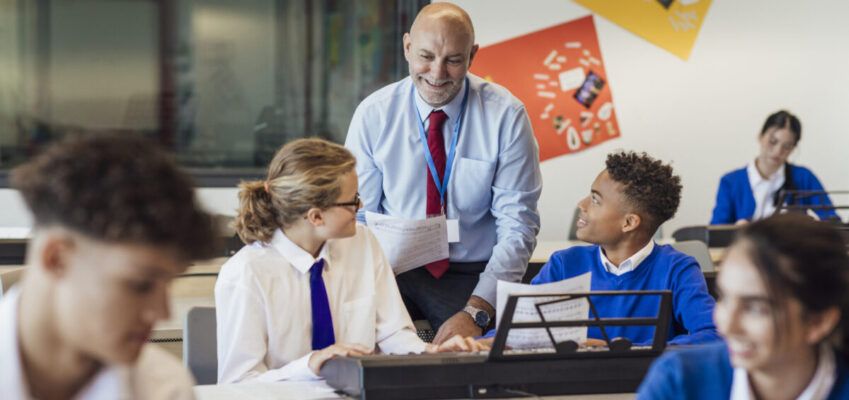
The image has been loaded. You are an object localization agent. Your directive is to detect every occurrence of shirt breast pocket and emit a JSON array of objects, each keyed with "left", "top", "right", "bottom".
[
  {"left": 452, "top": 157, "right": 496, "bottom": 213},
  {"left": 341, "top": 294, "right": 377, "bottom": 348}
]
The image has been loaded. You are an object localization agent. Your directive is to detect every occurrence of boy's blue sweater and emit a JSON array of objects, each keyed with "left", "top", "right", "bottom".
[{"left": 529, "top": 244, "right": 719, "bottom": 345}]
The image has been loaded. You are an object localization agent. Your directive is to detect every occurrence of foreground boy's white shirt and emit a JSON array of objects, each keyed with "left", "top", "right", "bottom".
[
  {"left": 215, "top": 224, "right": 426, "bottom": 384},
  {"left": 0, "top": 288, "right": 195, "bottom": 400}
]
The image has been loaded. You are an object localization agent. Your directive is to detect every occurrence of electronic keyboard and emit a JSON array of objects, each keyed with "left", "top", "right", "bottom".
[
  {"left": 321, "top": 290, "right": 672, "bottom": 399},
  {"left": 320, "top": 350, "right": 656, "bottom": 399}
]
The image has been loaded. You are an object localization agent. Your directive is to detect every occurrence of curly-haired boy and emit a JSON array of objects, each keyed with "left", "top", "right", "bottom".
[{"left": 531, "top": 151, "right": 719, "bottom": 345}]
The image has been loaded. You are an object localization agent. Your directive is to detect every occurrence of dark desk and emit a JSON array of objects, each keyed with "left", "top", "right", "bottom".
[{"left": 0, "top": 238, "right": 27, "bottom": 265}]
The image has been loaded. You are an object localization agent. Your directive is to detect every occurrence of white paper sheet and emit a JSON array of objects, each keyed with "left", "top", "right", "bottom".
[
  {"left": 365, "top": 211, "right": 449, "bottom": 275},
  {"left": 558, "top": 67, "right": 586, "bottom": 92},
  {"left": 495, "top": 272, "right": 592, "bottom": 349}
]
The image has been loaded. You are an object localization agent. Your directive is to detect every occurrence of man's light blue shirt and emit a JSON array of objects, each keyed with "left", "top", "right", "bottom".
[{"left": 345, "top": 73, "right": 542, "bottom": 306}]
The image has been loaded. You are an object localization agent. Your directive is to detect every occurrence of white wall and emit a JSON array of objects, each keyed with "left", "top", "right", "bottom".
[
  {"left": 447, "top": 0, "right": 849, "bottom": 239},
  {"left": 1, "top": 0, "right": 847, "bottom": 241}
]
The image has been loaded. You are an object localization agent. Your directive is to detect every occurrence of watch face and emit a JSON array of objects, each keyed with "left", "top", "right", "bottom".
[{"left": 474, "top": 311, "right": 489, "bottom": 328}]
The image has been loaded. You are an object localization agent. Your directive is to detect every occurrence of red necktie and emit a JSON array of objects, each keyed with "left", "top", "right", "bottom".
[{"left": 425, "top": 110, "right": 450, "bottom": 279}]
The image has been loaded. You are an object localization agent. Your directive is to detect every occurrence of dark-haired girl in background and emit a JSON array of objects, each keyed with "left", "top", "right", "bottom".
[
  {"left": 710, "top": 110, "right": 838, "bottom": 225},
  {"left": 638, "top": 213, "right": 849, "bottom": 399}
]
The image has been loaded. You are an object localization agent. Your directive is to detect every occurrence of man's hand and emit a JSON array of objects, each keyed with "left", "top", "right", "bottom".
[
  {"left": 425, "top": 334, "right": 491, "bottom": 353},
  {"left": 308, "top": 343, "right": 372, "bottom": 374},
  {"left": 475, "top": 337, "right": 495, "bottom": 348},
  {"left": 433, "top": 312, "right": 481, "bottom": 345},
  {"left": 583, "top": 338, "right": 608, "bottom": 347},
  {"left": 433, "top": 296, "right": 495, "bottom": 345}
]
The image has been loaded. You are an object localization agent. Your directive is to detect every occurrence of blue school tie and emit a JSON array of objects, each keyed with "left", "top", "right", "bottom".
[{"left": 310, "top": 258, "right": 335, "bottom": 350}]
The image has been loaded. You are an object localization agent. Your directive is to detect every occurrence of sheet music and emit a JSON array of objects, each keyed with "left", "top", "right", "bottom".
[
  {"left": 496, "top": 272, "right": 591, "bottom": 349},
  {"left": 365, "top": 211, "right": 449, "bottom": 275}
]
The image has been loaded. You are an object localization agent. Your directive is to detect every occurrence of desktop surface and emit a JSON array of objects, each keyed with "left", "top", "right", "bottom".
[{"left": 194, "top": 380, "right": 636, "bottom": 400}]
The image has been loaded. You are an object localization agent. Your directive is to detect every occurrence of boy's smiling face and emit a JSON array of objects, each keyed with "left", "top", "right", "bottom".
[{"left": 575, "top": 170, "right": 636, "bottom": 246}]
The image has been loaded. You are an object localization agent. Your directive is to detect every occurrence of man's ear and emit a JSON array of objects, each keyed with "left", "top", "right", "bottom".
[
  {"left": 305, "top": 207, "right": 325, "bottom": 227},
  {"left": 622, "top": 213, "right": 642, "bottom": 234},
  {"left": 468, "top": 43, "right": 479, "bottom": 67},
  {"left": 39, "top": 235, "right": 75, "bottom": 280},
  {"left": 403, "top": 33, "right": 412, "bottom": 62}
]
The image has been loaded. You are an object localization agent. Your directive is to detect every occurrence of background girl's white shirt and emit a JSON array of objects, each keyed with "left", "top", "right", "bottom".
[
  {"left": 730, "top": 344, "right": 836, "bottom": 400},
  {"left": 747, "top": 160, "right": 785, "bottom": 221},
  {"left": 0, "top": 288, "right": 195, "bottom": 400},
  {"left": 215, "top": 224, "right": 425, "bottom": 384}
]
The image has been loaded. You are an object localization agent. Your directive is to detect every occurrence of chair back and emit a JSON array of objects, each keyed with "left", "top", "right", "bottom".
[
  {"left": 0, "top": 268, "right": 24, "bottom": 301},
  {"left": 184, "top": 306, "right": 218, "bottom": 385},
  {"left": 671, "top": 240, "right": 715, "bottom": 273},
  {"left": 671, "top": 225, "right": 708, "bottom": 244}
]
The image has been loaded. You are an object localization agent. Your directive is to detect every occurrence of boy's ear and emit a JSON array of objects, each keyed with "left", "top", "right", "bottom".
[
  {"left": 621, "top": 212, "right": 642, "bottom": 234},
  {"left": 305, "top": 207, "right": 325, "bottom": 227},
  {"left": 39, "top": 234, "right": 75, "bottom": 280}
]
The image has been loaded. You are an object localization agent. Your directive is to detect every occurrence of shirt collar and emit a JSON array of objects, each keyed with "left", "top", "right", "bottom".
[
  {"left": 730, "top": 343, "right": 836, "bottom": 400},
  {"left": 0, "top": 287, "right": 28, "bottom": 400},
  {"left": 599, "top": 240, "right": 655, "bottom": 275},
  {"left": 797, "top": 344, "right": 837, "bottom": 400},
  {"left": 270, "top": 228, "right": 331, "bottom": 274},
  {"left": 730, "top": 366, "right": 754, "bottom": 400},
  {"left": 413, "top": 77, "right": 468, "bottom": 127},
  {"left": 747, "top": 159, "right": 785, "bottom": 186}
]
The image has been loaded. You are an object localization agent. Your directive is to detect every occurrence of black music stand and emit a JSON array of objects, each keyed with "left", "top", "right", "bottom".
[
  {"left": 776, "top": 190, "right": 849, "bottom": 243},
  {"left": 776, "top": 189, "right": 848, "bottom": 222},
  {"left": 489, "top": 290, "right": 672, "bottom": 361}
]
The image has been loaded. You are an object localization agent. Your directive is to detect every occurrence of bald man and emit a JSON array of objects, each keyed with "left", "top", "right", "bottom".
[{"left": 345, "top": 3, "right": 541, "bottom": 344}]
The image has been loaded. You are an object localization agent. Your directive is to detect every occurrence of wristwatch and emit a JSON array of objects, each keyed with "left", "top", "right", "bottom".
[{"left": 463, "top": 305, "right": 491, "bottom": 329}]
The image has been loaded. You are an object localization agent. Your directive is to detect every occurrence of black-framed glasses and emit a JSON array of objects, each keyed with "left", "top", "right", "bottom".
[{"left": 331, "top": 192, "right": 362, "bottom": 209}]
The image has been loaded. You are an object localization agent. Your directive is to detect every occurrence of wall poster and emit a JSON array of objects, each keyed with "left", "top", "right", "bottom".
[{"left": 471, "top": 15, "right": 619, "bottom": 161}]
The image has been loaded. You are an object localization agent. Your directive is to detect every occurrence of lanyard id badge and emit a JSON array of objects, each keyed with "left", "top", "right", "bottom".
[{"left": 413, "top": 77, "right": 469, "bottom": 243}]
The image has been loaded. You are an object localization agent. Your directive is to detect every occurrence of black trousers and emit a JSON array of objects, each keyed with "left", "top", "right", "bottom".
[{"left": 395, "top": 261, "right": 487, "bottom": 332}]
